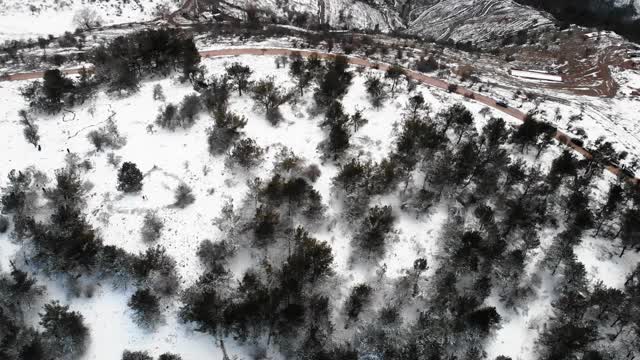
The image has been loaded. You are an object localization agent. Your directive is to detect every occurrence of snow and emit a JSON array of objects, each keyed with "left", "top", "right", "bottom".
[
  {"left": 0, "top": 0, "right": 179, "bottom": 41},
  {"left": 405, "top": 0, "right": 554, "bottom": 45},
  {"left": 1, "top": 54, "right": 460, "bottom": 359},
  {"left": 220, "top": 0, "right": 402, "bottom": 33},
  {"left": 1, "top": 52, "right": 638, "bottom": 360},
  {"left": 510, "top": 69, "right": 563, "bottom": 82}
]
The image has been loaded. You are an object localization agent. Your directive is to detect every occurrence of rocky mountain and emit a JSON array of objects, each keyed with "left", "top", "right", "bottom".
[
  {"left": 220, "top": 0, "right": 640, "bottom": 45},
  {"left": 402, "top": 0, "right": 553, "bottom": 45},
  {"left": 220, "top": 0, "right": 554, "bottom": 47}
]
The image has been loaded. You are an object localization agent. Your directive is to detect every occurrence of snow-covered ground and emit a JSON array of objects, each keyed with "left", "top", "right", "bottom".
[
  {"left": 0, "top": 54, "right": 637, "bottom": 360},
  {"left": 510, "top": 69, "right": 563, "bottom": 82},
  {"left": 0, "top": 0, "right": 179, "bottom": 41}
]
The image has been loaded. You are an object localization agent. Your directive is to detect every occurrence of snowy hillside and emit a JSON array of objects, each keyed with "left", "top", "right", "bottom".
[
  {"left": 220, "top": 0, "right": 554, "bottom": 46},
  {"left": 404, "top": 0, "right": 554, "bottom": 44},
  {"left": 0, "top": 0, "right": 179, "bottom": 41},
  {"left": 2, "top": 42, "right": 640, "bottom": 360},
  {"left": 220, "top": 0, "right": 403, "bottom": 32}
]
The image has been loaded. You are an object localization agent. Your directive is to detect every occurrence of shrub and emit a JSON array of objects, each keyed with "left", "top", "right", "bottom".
[
  {"left": 158, "top": 354, "right": 183, "bottom": 360},
  {"left": 207, "top": 111, "right": 247, "bottom": 155},
  {"left": 173, "top": 183, "right": 195, "bottom": 208},
  {"left": 353, "top": 205, "right": 395, "bottom": 257},
  {"left": 155, "top": 103, "right": 180, "bottom": 130},
  {"left": 117, "top": 162, "right": 143, "bottom": 193},
  {"left": 87, "top": 119, "right": 126, "bottom": 151},
  {"left": 178, "top": 94, "right": 202, "bottom": 128},
  {"left": 302, "top": 164, "right": 321, "bottom": 183},
  {"left": 19, "top": 110, "right": 40, "bottom": 147},
  {"left": 132, "top": 246, "right": 179, "bottom": 296},
  {"left": 127, "top": 288, "right": 162, "bottom": 328},
  {"left": 152, "top": 84, "right": 165, "bottom": 101},
  {"left": 107, "top": 152, "right": 122, "bottom": 167},
  {"left": 197, "top": 239, "right": 235, "bottom": 271},
  {"left": 140, "top": 211, "right": 163, "bottom": 243},
  {"left": 199, "top": 75, "right": 231, "bottom": 114},
  {"left": 122, "top": 350, "right": 153, "bottom": 360},
  {"left": 155, "top": 95, "right": 201, "bottom": 130},
  {"left": 345, "top": 283, "right": 372, "bottom": 322},
  {"left": 0, "top": 215, "right": 9, "bottom": 233},
  {"left": 250, "top": 77, "right": 291, "bottom": 125},
  {"left": 416, "top": 55, "right": 439, "bottom": 73}
]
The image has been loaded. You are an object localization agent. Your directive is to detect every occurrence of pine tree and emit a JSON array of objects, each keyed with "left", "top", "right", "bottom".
[
  {"left": 128, "top": 288, "right": 162, "bottom": 328},
  {"left": 385, "top": 64, "right": 405, "bottom": 97},
  {"left": 619, "top": 208, "right": 640, "bottom": 257},
  {"left": 117, "top": 162, "right": 144, "bottom": 193},
  {"left": 39, "top": 301, "right": 89, "bottom": 358},
  {"left": 226, "top": 62, "right": 253, "bottom": 96},
  {"left": 345, "top": 283, "right": 372, "bottom": 323}
]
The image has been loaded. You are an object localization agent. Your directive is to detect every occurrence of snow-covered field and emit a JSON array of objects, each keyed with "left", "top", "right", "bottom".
[
  {"left": 0, "top": 54, "right": 638, "bottom": 359},
  {"left": 0, "top": 0, "right": 179, "bottom": 41}
]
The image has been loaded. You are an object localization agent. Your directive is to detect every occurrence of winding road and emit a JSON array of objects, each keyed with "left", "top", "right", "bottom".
[{"left": 0, "top": 47, "right": 635, "bottom": 185}]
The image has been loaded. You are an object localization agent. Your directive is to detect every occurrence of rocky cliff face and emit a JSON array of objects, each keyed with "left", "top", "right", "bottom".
[
  {"left": 218, "top": 0, "right": 640, "bottom": 44},
  {"left": 403, "top": 0, "right": 554, "bottom": 44}
]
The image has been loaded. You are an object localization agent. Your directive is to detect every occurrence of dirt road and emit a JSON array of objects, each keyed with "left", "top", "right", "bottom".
[
  {"left": 1, "top": 47, "right": 634, "bottom": 184},
  {"left": 199, "top": 48, "right": 631, "bottom": 183}
]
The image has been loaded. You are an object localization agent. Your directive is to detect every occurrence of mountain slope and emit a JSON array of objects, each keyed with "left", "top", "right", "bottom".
[
  {"left": 404, "top": 0, "right": 554, "bottom": 44},
  {"left": 221, "top": 0, "right": 554, "bottom": 47}
]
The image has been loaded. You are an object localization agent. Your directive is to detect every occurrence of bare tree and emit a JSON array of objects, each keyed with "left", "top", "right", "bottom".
[{"left": 73, "top": 8, "right": 103, "bottom": 31}]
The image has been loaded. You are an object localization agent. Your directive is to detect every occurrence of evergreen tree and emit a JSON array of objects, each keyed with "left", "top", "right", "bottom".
[
  {"left": 365, "top": 76, "right": 386, "bottom": 108},
  {"left": 385, "top": 64, "right": 405, "bottom": 97},
  {"left": 250, "top": 77, "right": 290, "bottom": 125},
  {"left": 353, "top": 205, "right": 395, "bottom": 257},
  {"left": 314, "top": 55, "right": 353, "bottom": 107},
  {"left": 228, "top": 138, "right": 264, "bottom": 170},
  {"left": 289, "top": 52, "right": 313, "bottom": 96},
  {"left": 226, "top": 62, "right": 253, "bottom": 96},
  {"left": 345, "top": 283, "right": 372, "bottom": 324},
  {"left": 619, "top": 208, "right": 640, "bottom": 257},
  {"left": 207, "top": 110, "right": 247, "bottom": 155},
  {"left": 128, "top": 288, "right": 162, "bottom": 328},
  {"left": 117, "top": 162, "right": 144, "bottom": 193},
  {"left": 39, "top": 301, "right": 89, "bottom": 358},
  {"left": 42, "top": 69, "right": 75, "bottom": 113},
  {"left": 594, "top": 183, "right": 624, "bottom": 236}
]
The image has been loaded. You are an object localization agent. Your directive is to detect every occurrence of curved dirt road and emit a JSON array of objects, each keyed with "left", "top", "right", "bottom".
[
  {"left": 198, "top": 48, "right": 630, "bottom": 183},
  {"left": 1, "top": 47, "right": 634, "bottom": 184}
]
